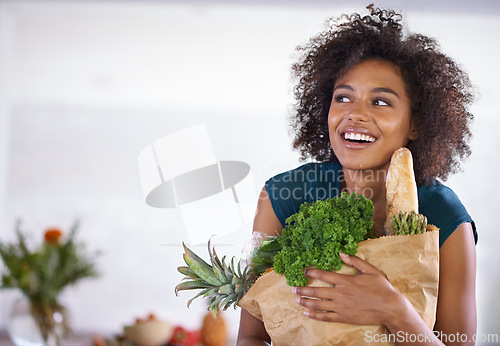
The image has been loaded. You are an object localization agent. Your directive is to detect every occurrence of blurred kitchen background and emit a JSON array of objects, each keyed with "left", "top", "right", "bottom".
[{"left": 0, "top": 0, "right": 499, "bottom": 342}]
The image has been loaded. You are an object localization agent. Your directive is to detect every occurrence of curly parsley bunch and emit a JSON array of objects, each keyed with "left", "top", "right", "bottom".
[{"left": 273, "top": 192, "right": 374, "bottom": 286}]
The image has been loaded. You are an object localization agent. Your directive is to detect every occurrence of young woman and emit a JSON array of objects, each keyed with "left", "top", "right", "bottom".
[{"left": 237, "top": 6, "right": 477, "bottom": 346}]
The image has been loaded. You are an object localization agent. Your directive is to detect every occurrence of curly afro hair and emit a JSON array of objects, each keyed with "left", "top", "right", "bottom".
[{"left": 289, "top": 5, "right": 474, "bottom": 185}]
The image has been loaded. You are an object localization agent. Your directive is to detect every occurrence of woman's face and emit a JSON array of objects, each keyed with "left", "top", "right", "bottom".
[{"left": 328, "top": 59, "right": 417, "bottom": 173}]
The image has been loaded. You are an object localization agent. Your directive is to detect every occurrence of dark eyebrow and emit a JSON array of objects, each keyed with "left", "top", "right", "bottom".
[
  {"left": 333, "top": 84, "right": 400, "bottom": 98},
  {"left": 371, "top": 87, "right": 399, "bottom": 98},
  {"left": 333, "top": 84, "right": 354, "bottom": 92}
]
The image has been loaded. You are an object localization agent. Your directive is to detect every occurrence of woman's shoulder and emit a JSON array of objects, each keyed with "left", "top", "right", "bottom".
[
  {"left": 417, "top": 181, "right": 477, "bottom": 247},
  {"left": 417, "top": 181, "right": 470, "bottom": 216}
]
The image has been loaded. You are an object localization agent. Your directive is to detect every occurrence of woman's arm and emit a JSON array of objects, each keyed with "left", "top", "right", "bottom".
[
  {"left": 236, "top": 186, "right": 283, "bottom": 345},
  {"left": 434, "top": 222, "right": 477, "bottom": 345},
  {"left": 237, "top": 309, "right": 272, "bottom": 346}
]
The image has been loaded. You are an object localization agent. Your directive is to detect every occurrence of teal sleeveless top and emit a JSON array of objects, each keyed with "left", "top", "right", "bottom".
[{"left": 265, "top": 162, "right": 477, "bottom": 247}]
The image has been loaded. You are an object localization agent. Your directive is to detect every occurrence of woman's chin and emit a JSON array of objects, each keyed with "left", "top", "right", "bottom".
[
  {"left": 338, "top": 159, "right": 390, "bottom": 181},
  {"left": 338, "top": 158, "right": 371, "bottom": 171}
]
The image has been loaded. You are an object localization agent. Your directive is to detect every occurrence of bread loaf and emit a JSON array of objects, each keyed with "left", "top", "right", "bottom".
[{"left": 384, "top": 147, "right": 418, "bottom": 234}]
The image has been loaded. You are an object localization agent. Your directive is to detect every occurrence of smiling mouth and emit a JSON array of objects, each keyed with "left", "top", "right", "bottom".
[{"left": 343, "top": 132, "right": 376, "bottom": 144}]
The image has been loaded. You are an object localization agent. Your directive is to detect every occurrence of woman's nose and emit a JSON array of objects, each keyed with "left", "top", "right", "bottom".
[{"left": 346, "top": 102, "right": 370, "bottom": 123}]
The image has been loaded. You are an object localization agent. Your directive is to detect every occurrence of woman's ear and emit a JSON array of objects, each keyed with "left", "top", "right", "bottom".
[
  {"left": 408, "top": 119, "right": 419, "bottom": 140},
  {"left": 409, "top": 127, "right": 419, "bottom": 140}
]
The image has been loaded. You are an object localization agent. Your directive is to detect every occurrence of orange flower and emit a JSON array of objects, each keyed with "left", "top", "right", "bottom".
[{"left": 44, "top": 228, "right": 63, "bottom": 245}]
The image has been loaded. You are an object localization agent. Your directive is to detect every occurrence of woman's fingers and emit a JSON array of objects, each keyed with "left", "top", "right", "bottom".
[
  {"left": 296, "top": 297, "right": 349, "bottom": 323},
  {"left": 293, "top": 286, "right": 336, "bottom": 300},
  {"left": 296, "top": 296, "right": 335, "bottom": 312},
  {"left": 338, "top": 252, "right": 380, "bottom": 275},
  {"left": 303, "top": 310, "right": 343, "bottom": 323},
  {"left": 302, "top": 267, "right": 343, "bottom": 285},
  {"left": 301, "top": 254, "right": 384, "bottom": 285},
  {"left": 291, "top": 254, "right": 399, "bottom": 326}
]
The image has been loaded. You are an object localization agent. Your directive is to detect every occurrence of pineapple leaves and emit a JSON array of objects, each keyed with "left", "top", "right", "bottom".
[{"left": 176, "top": 242, "right": 252, "bottom": 317}]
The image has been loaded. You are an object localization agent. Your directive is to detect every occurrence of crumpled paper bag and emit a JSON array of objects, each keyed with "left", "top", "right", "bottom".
[{"left": 238, "top": 231, "right": 439, "bottom": 346}]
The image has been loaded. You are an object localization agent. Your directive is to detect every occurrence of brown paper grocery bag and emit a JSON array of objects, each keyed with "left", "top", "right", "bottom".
[{"left": 238, "top": 231, "right": 439, "bottom": 346}]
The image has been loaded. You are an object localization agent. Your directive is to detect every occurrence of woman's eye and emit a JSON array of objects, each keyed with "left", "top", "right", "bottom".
[
  {"left": 374, "top": 98, "right": 391, "bottom": 106},
  {"left": 334, "top": 95, "right": 351, "bottom": 103}
]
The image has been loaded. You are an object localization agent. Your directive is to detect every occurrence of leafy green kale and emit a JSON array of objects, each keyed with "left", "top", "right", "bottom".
[{"left": 273, "top": 192, "right": 374, "bottom": 287}]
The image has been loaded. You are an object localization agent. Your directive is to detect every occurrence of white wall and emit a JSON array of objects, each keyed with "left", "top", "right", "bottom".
[{"left": 0, "top": 0, "right": 499, "bottom": 341}]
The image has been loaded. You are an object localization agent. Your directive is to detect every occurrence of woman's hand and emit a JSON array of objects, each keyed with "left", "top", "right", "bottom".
[{"left": 293, "top": 252, "right": 405, "bottom": 327}]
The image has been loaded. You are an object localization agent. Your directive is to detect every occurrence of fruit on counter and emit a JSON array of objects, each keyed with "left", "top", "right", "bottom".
[
  {"left": 135, "top": 312, "right": 158, "bottom": 324},
  {"left": 124, "top": 313, "right": 173, "bottom": 346},
  {"left": 169, "top": 326, "right": 201, "bottom": 345},
  {"left": 200, "top": 311, "right": 227, "bottom": 346}
]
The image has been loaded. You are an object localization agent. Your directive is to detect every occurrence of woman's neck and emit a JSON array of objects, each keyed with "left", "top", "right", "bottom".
[{"left": 341, "top": 168, "right": 386, "bottom": 198}]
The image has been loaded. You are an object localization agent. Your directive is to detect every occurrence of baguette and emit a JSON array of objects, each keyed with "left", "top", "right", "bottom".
[{"left": 384, "top": 147, "right": 419, "bottom": 235}]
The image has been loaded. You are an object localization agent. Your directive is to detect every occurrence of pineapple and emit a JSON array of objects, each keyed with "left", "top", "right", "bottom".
[{"left": 175, "top": 241, "right": 253, "bottom": 317}]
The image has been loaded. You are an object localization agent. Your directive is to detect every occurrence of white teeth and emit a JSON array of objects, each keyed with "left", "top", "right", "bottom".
[{"left": 344, "top": 132, "right": 375, "bottom": 142}]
